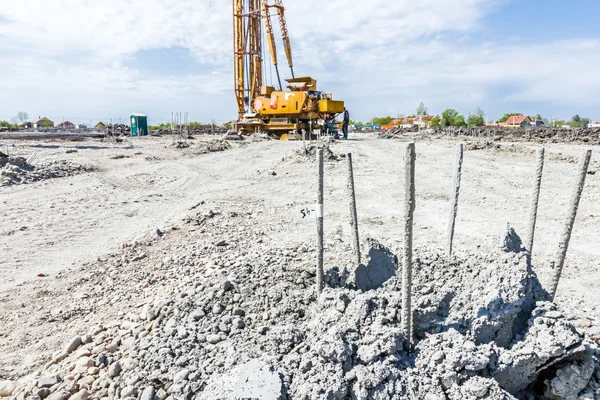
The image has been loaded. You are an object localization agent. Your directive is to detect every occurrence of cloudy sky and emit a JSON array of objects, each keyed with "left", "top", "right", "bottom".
[{"left": 0, "top": 0, "right": 599, "bottom": 125}]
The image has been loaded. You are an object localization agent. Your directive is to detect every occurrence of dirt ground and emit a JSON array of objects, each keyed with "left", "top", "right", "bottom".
[{"left": 1, "top": 133, "right": 599, "bottom": 379}]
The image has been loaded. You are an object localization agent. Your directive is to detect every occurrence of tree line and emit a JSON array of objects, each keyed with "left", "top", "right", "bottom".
[{"left": 362, "top": 103, "right": 594, "bottom": 128}]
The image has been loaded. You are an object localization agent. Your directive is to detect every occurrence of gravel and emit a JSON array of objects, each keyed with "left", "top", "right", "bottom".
[{"left": 7, "top": 213, "right": 600, "bottom": 399}]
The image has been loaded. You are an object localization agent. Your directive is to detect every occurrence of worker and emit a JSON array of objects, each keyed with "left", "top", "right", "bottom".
[
  {"left": 323, "top": 114, "right": 335, "bottom": 136},
  {"left": 342, "top": 108, "right": 350, "bottom": 140}
]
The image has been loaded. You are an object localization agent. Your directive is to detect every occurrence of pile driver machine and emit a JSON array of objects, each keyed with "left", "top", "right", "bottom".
[{"left": 232, "top": 0, "right": 345, "bottom": 139}]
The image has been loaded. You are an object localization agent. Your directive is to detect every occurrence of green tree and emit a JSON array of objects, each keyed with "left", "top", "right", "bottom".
[
  {"left": 430, "top": 116, "right": 441, "bottom": 127},
  {"left": 467, "top": 107, "right": 485, "bottom": 127},
  {"left": 441, "top": 109, "right": 459, "bottom": 127},
  {"left": 416, "top": 102, "right": 428, "bottom": 116},
  {"left": 454, "top": 115, "right": 467, "bottom": 127},
  {"left": 372, "top": 116, "right": 393, "bottom": 125},
  {"left": 570, "top": 115, "right": 591, "bottom": 128},
  {"left": 497, "top": 113, "right": 523, "bottom": 123},
  {"left": 0, "top": 120, "right": 10, "bottom": 128}
]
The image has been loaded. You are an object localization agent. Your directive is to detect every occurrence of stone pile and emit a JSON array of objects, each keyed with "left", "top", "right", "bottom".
[
  {"left": 282, "top": 143, "right": 341, "bottom": 163},
  {"left": 0, "top": 157, "right": 96, "bottom": 187},
  {"left": 431, "top": 127, "right": 600, "bottom": 145},
  {"left": 4, "top": 201, "right": 599, "bottom": 400},
  {"left": 105, "top": 125, "right": 131, "bottom": 136}
]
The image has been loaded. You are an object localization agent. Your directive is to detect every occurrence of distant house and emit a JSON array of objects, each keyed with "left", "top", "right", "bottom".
[
  {"left": 34, "top": 117, "right": 54, "bottom": 128},
  {"left": 396, "top": 117, "right": 415, "bottom": 128},
  {"left": 414, "top": 115, "right": 438, "bottom": 127},
  {"left": 505, "top": 115, "right": 531, "bottom": 128},
  {"left": 22, "top": 122, "right": 33, "bottom": 129},
  {"left": 95, "top": 122, "right": 106, "bottom": 129},
  {"left": 56, "top": 121, "right": 75, "bottom": 129},
  {"left": 528, "top": 116, "right": 544, "bottom": 127},
  {"left": 587, "top": 121, "right": 600, "bottom": 128},
  {"left": 76, "top": 123, "right": 88, "bottom": 129}
]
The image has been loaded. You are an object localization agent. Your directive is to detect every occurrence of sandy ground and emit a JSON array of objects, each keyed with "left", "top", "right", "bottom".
[{"left": 1, "top": 133, "right": 599, "bottom": 377}]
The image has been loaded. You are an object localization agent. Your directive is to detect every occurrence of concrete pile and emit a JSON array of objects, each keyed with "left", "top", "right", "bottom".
[
  {"left": 5, "top": 202, "right": 600, "bottom": 400},
  {"left": 0, "top": 157, "right": 96, "bottom": 187}
]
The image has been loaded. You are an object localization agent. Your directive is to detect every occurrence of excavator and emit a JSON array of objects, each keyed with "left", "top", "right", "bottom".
[{"left": 232, "top": 0, "right": 345, "bottom": 140}]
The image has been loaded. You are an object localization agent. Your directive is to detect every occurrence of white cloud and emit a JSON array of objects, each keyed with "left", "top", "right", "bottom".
[{"left": 0, "top": 0, "right": 598, "bottom": 123}]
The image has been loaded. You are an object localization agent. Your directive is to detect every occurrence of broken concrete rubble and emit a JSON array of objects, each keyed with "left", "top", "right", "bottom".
[
  {"left": 6, "top": 223, "right": 600, "bottom": 399},
  {"left": 0, "top": 156, "right": 95, "bottom": 187}
]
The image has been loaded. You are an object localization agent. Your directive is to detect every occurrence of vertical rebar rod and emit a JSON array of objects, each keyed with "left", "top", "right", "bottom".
[
  {"left": 316, "top": 148, "right": 325, "bottom": 296},
  {"left": 347, "top": 153, "right": 361, "bottom": 265},
  {"left": 526, "top": 148, "right": 545, "bottom": 253},
  {"left": 549, "top": 149, "right": 592, "bottom": 300},
  {"left": 446, "top": 143, "right": 464, "bottom": 259},
  {"left": 302, "top": 129, "right": 307, "bottom": 155},
  {"left": 401, "top": 143, "right": 416, "bottom": 347}
]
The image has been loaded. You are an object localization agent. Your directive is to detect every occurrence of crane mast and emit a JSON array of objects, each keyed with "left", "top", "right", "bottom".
[
  {"left": 232, "top": 0, "right": 345, "bottom": 138},
  {"left": 233, "top": 0, "right": 263, "bottom": 118}
]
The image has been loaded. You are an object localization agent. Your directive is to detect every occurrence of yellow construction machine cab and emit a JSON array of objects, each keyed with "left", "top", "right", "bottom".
[{"left": 253, "top": 76, "right": 344, "bottom": 118}]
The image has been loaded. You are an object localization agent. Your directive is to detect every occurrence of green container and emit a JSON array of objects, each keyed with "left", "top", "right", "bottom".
[{"left": 130, "top": 113, "right": 148, "bottom": 136}]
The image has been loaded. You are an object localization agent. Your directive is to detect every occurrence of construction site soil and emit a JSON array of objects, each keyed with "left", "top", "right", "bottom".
[{"left": 1, "top": 133, "right": 599, "bottom": 399}]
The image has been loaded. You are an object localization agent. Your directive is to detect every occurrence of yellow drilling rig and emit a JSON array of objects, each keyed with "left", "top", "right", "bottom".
[{"left": 232, "top": 0, "right": 345, "bottom": 139}]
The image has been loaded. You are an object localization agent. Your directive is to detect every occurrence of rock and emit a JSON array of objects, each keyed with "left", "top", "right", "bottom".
[
  {"left": 212, "top": 304, "right": 223, "bottom": 314},
  {"left": 233, "top": 308, "right": 245, "bottom": 316},
  {"left": 105, "top": 343, "right": 118, "bottom": 353},
  {"left": 120, "top": 387, "right": 135, "bottom": 398},
  {"left": 232, "top": 317, "right": 245, "bottom": 330},
  {"left": 140, "top": 305, "right": 157, "bottom": 321},
  {"left": 91, "top": 344, "right": 105, "bottom": 355},
  {"left": 155, "top": 388, "right": 167, "bottom": 400},
  {"left": 74, "top": 357, "right": 94, "bottom": 372},
  {"left": 108, "top": 361, "right": 122, "bottom": 378},
  {"left": 207, "top": 334, "right": 223, "bottom": 344},
  {"left": 199, "top": 359, "right": 282, "bottom": 400},
  {"left": 78, "top": 376, "right": 95, "bottom": 390},
  {"left": 37, "top": 388, "right": 51, "bottom": 399},
  {"left": 0, "top": 380, "right": 16, "bottom": 397},
  {"left": 69, "top": 390, "right": 89, "bottom": 400},
  {"left": 190, "top": 309, "right": 205, "bottom": 321},
  {"left": 223, "top": 280, "right": 233, "bottom": 291},
  {"left": 174, "top": 369, "right": 190, "bottom": 383},
  {"left": 63, "top": 336, "right": 82, "bottom": 354},
  {"left": 139, "top": 387, "right": 155, "bottom": 400},
  {"left": 37, "top": 375, "right": 62, "bottom": 388},
  {"left": 46, "top": 390, "right": 71, "bottom": 400},
  {"left": 75, "top": 348, "right": 91, "bottom": 358}
]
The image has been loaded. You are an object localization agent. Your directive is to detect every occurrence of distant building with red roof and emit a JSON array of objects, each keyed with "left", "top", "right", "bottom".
[
  {"left": 56, "top": 121, "right": 75, "bottom": 129},
  {"left": 505, "top": 115, "right": 531, "bottom": 127},
  {"left": 414, "top": 115, "right": 438, "bottom": 127},
  {"left": 528, "top": 116, "right": 545, "bottom": 127}
]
